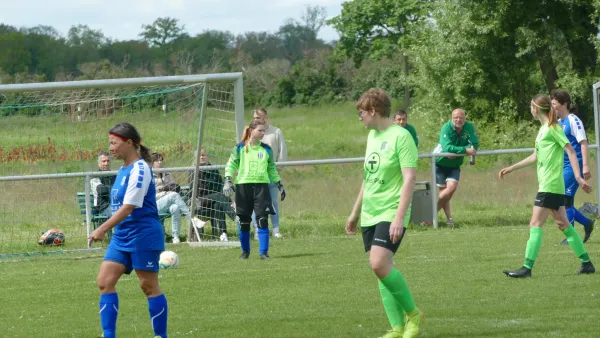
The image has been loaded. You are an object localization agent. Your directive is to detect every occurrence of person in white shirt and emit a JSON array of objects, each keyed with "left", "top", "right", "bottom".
[{"left": 252, "top": 108, "right": 287, "bottom": 238}]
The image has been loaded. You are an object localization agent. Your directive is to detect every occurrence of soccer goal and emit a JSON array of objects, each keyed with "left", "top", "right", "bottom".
[{"left": 0, "top": 73, "right": 244, "bottom": 255}]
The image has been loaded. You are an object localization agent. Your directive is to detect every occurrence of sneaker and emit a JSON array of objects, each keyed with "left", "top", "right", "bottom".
[
  {"left": 379, "top": 326, "right": 404, "bottom": 338},
  {"left": 503, "top": 266, "right": 532, "bottom": 278},
  {"left": 583, "top": 220, "right": 594, "bottom": 243},
  {"left": 578, "top": 261, "right": 595, "bottom": 274},
  {"left": 259, "top": 253, "right": 270, "bottom": 260},
  {"left": 172, "top": 237, "right": 180, "bottom": 244},
  {"left": 445, "top": 218, "right": 455, "bottom": 226},
  {"left": 220, "top": 232, "right": 229, "bottom": 242},
  {"left": 403, "top": 309, "right": 423, "bottom": 338},
  {"left": 239, "top": 251, "right": 250, "bottom": 259},
  {"left": 559, "top": 238, "right": 569, "bottom": 246},
  {"left": 273, "top": 230, "right": 284, "bottom": 239},
  {"left": 192, "top": 217, "right": 205, "bottom": 229}
]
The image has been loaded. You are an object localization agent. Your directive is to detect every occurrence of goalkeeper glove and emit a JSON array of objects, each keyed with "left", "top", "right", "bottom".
[
  {"left": 223, "top": 177, "right": 235, "bottom": 196},
  {"left": 276, "top": 181, "right": 286, "bottom": 201}
]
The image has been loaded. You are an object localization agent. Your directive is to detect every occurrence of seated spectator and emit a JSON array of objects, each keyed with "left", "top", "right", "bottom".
[
  {"left": 190, "top": 146, "right": 236, "bottom": 242},
  {"left": 90, "top": 152, "right": 116, "bottom": 218},
  {"left": 151, "top": 153, "right": 195, "bottom": 244}
]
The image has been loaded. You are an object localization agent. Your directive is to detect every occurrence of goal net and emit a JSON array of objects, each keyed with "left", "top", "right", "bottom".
[{"left": 0, "top": 73, "right": 244, "bottom": 255}]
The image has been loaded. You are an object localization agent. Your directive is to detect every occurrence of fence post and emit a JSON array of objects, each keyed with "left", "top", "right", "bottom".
[
  {"left": 84, "top": 174, "right": 92, "bottom": 246},
  {"left": 430, "top": 156, "right": 438, "bottom": 229}
]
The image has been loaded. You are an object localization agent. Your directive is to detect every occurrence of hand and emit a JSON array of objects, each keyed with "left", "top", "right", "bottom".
[
  {"left": 389, "top": 220, "right": 404, "bottom": 244},
  {"left": 577, "top": 177, "right": 593, "bottom": 194},
  {"left": 276, "top": 181, "right": 286, "bottom": 201},
  {"left": 583, "top": 164, "right": 591, "bottom": 180},
  {"left": 223, "top": 177, "right": 235, "bottom": 196},
  {"left": 346, "top": 214, "right": 358, "bottom": 235},
  {"left": 88, "top": 228, "right": 106, "bottom": 247},
  {"left": 465, "top": 147, "right": 477, "bottom": 156},
  {"left": 498, "top": 166, "right": 512, "bottom": 179}
]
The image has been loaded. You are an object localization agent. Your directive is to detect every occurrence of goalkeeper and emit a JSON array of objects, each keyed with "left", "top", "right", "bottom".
[{"left": 224, "top": 119, "right": 286, "bottom": 259}]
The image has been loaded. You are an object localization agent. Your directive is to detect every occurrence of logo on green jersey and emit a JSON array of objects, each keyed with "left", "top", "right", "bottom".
[
  {"left": 365, "top": 152, "right": 380, "bottom": 173},
  {"left": 257, "top": 153, "right": 264, "bottom": 159}
]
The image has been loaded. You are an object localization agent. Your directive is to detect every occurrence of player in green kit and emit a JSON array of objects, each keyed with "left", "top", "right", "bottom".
[
  {"left": 499, "top": 94, "right": 595, "bottom": 278},
  {"left": 346, "top": 89, "right": 423, "bottom": 338}
]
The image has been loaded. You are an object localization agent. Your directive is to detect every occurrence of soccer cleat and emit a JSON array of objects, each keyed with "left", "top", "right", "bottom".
[
  {"left": 559, "top": 238, "right": 569, "bottom": 246},
  {"left": 578, "top": 261, "right": 595, "bottom": 274},
  {"left": 259, "top": 253, "right": 270, "bottom": 260},
  {"left": 273, "top": 231, "right": 284, "bottom": 239},
  {"left": 379, "top": 326, "right": 404, "bottom": 338},
  {"left": 583, "top": 220, "right": 594, "bottom": 243},
  {"left": 220, "top": 232, "right": 229, "bottom": 242},
  {"left": 403, "top": 310, "right": 423, "bottom": 338},
  {"left": 239, "top": 251, "right": 250, "bottom": 259},
  {"left": 172, "top": 237, "right": 180, "bottom": 244},
  {"left": 503, "top": 266, "right": 532, "bottom": 278}
]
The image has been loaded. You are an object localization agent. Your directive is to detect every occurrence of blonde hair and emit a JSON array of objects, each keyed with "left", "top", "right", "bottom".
[
  {"left": 240, "top": 120, "right": 265, "bottom": 153},
  {"left": 356, "top": 88, "right": 391, "bottom": 118},
  {"left": 532, "top": 94, "right": 556, "bottom": 126}
]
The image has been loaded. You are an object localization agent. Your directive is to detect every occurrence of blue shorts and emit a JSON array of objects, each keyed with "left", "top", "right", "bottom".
[
  {"left": 564, "top": 163, "right": 583, "bottom": 197},
  {"left": 104, "top": 247, "right": 161, "bottom": 274},
  {"left": 435, "top": 165, "right": 461, "bottom": 187}
]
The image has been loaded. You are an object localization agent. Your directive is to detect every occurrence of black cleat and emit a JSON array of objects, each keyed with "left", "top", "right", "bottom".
[
  {"left": 578, "top": 261, "right": 595, "bottom": 274},
  {"left": 583, "top": 221, "right": 594, "bottom": 243},
  {"left": 239, "top": 251, "right": 250, "bottom": 259},
  {"left": 503, "top": 266, "right": 532, "bottom": 278},
  {"left": 559, "top": 238, "right": 569, "bottom": 246},
  {"left": 259, "top": 253, "right": 270, "bottom": 260}
]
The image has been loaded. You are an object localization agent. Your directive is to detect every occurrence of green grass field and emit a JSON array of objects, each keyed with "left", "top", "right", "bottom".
[{"left": 1, "top": 102, "right": 600, "bottom": 337}]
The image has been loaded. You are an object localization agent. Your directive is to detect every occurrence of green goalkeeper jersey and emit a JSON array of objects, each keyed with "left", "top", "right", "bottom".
[
  {"left": 225, "top": 141, "right": 281, "bottom": 184},
  {"left": 536, "top": 122, "right": 569, "bottom": 194},
  {"left": 361, "top": 124, "right": 418, "bottom": 227}
]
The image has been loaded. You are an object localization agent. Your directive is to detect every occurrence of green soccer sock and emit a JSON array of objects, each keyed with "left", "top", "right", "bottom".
[
  {"left": 524, "top": 227, "right": 543, "bottom": 269},
  {"left": 562, "top": 226, "right": 590, "bottom": 263},
  {"left": 378, "top": 281, "right": 405, "bottom": 327},
  {"left": 380, "top": 268, "right": 416, "bottom": 314}
]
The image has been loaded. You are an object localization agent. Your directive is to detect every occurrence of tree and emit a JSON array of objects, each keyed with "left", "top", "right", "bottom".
[
  {"left": 139, "top": 17, "right": 185, "bottom": 47},
  {"left": 301, "top": 5, "right": 327, "bottom": 35}
]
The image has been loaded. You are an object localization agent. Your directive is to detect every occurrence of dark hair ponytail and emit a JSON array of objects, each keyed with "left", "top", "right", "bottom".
[{"left": 109, "top": 122, "right": 152, "bottom": 163}]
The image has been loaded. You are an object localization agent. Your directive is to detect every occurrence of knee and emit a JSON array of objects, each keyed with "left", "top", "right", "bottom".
[
  {"left": 239, "top": 215, "right": 252, "bottom": 232},
  {"left": 96, "top": 274, "right": 117, "bottom": 293},
  {"left": 257, "top": 215, "right": 269, "bottom": 229},
  {"left": 139, "top": 279, "right": 156, "bottom": 297},
  {"left": 169, "top": 204, "right": 180, "bottom": 216}
]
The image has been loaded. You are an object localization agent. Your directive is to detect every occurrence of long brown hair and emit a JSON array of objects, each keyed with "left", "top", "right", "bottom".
[
  {"left": 240, "top": 119, "right": 265, "bottom": 153},
  {"left": 531, "top": 94, "right": 556, "bottom": 127}
]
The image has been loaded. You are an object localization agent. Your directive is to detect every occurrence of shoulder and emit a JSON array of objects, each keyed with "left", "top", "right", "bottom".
[
  {"left": 440, "top": 121, "right": 452, "bottom": 131},
  {"left": 234, "top": 142, "right": 245, "bottom": 150},
  {"left": 464, "top": 121, "right": 476, "bottom": 129},
  {"left": 260, "top": 142, "right": 273, "bottom": 151}
]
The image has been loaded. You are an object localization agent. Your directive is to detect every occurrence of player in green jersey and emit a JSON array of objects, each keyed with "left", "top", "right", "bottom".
[
  {"left": 499, "top": 94, "right": 595, "bottom": 278},
  {"left": 346, "top": 89, "right": 423, "bottom": 338},
  {"left": 224, "top": 119, "right": 286, "bottom": 260}
]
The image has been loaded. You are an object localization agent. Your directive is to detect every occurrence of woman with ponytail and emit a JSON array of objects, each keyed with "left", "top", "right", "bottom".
[
  {"left": 224, "top": 119, "right": 286, "bottom": 259},
  {"left": 88, "top": 122, "right": 169, "bottom": 338},
  {"left": 499, "top": 95, "right": 595, "bottom": 278}
]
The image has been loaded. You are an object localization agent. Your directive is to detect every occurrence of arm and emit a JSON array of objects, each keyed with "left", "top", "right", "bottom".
[
  {"left": 467, "top": 122, "right": 479, "bottom": 150},
  {"left": 440, "top": 125, "right": 467, "bottom": 154},
  {"left": 90, "top": 178, "right": 101, "bottom": 204},
  {"left": 391, "top": 167, "right": 416, "bottom": 243},
  {"left": 278, "top": 129, "right": 288, "bottom": 162},
  {"left": 224, "top": 146, "right": 240, "bottom": 179},
  {"left": 267, "top": 149, "right": 282, "bottom": 184},
  {"left": 566, "top": 144, "right": 590, "bottom": 193},
  {"left": 580, "top": 140, "right": 591, "bottom": 179},
  {"left": 498, "top": 151, "right": 536, "bottom": 179},
  {"left": 346, "top": 182, "right": 364, "bottom": 235}
]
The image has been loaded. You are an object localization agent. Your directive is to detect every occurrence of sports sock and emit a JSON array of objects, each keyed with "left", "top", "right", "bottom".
[
  {"left": 258, "top": 227, "right": 269, "bottom": 255},
  {"left": 379, "top": 268, "right": 416, "bottom": 314},
  {"left": 562, "top": 226, "right": 590, "bottom": 263},
  {"left": 148, "top": 294, "right": 168, "bottom": 338},
  {"left": 566, "top": 206, "right": 576, "bottom": 227},
  {"left": 99, "top": 292, "right": 119, "bottom": 338},
  {"left": 378, "top": 281, "right": 405, "bottom": 327},
  {"left": 239, "top": 228, "right": 250, "bottom": 253},
  {"left": 524, "top": 227, "right": 543, "bottom": 269},
  {"left": 573, "top": 208, "right": 593, "bottom": 227}
]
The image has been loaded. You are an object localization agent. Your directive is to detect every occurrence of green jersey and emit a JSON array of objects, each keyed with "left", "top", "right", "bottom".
[
  {"left": 402, "top": 123, "right": 419, "bottom": 148},
  {"left": 536, "top": 122, "right": 569, "bottom": 194},
  {"left": 225, "top": 142, "right": 281, "bottom": 184},
  {"left": 361, "top": 125, "right": 418, "bottom": 227},
  {"left": 434, "top": 120, "right": 479, "bottom": 168}
]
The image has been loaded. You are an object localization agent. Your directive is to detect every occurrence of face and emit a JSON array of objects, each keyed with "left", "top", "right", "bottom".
[
  {"left": 358, "top": 109, "right": 376, "bottom": 128},
  {"left": 109, "top": 135, "right": 131, "bottom": 160},
  {"left": 98, "top": 155, "right": 111, "bottom": 171},
  {"left": 253, "top": 111, "right": 267, "bottom": 124},
  {"left": 451, "top": 110, "right": 466, "bottom": 129},
  {"left": 393, "top": 114, "right": 407, "bottom": 127},
  {"left": 152, "top": 157, "right": 163, "bottom": 169},
  {"left": 250, "top": 124, "right": 266, "bottom": 141},
  {"left": 199, "top": 150, "right": 208, "bottom": 164},
  {"left": 551, "top": 99, "right": 567, "bottom": 113}
]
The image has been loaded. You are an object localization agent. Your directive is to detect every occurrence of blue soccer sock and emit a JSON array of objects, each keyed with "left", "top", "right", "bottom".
[
  {"left": 239, "top": 227, "right": 251, "bottom": 253},
  {"left": 258, "top": 227, "right": 269, "bottom": 255},
  {"left": 99, "top": 292, "right": 119, "bottom": 338},
  {"left": 148, "top": 294, "right": 168, "bottom": 338},
  {"left": 566, "top": 206, "right": 576, "bottom": 227},
  {"left": 573, "top": 208, "right": 593, "bottom": 227}
]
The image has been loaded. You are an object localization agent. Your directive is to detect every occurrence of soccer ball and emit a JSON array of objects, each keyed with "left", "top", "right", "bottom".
[
  {"left": 159, "top": 250, "right": 179, "bottom": 269},
  {"left": 38, "top": 228, "right": 65, "bottom": 246}
]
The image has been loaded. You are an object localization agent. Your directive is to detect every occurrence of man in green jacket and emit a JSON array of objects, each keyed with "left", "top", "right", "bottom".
[
  {"left": 433, "top": 109, "right": 479, "bottom": 225},
  {"left": 393, "top": 109, "right": 419, "bottom": 148}
]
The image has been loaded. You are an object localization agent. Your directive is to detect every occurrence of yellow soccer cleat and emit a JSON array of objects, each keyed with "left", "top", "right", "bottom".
[
  {"left": 403, "top": 309, "right": 424, "bottom": 338},
  {"left": 379, "top": 326, "right": 404, "bottom": 338}
]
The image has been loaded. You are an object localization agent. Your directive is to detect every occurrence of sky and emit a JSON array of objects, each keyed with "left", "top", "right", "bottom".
[{"left": 0, "top": 0, "right": 345, "bottom": 42}]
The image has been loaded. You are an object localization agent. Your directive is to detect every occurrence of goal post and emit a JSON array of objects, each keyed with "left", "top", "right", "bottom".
[{"left": 0, "top": 73, "right": 244, "bottom": 254}]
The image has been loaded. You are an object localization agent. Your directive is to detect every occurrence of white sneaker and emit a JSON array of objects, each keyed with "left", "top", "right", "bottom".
[
  {"left": 172, "top": 237, "right": 180, "bottom": 244},
  {"left": 445, "top": 218, "right": 455, "bottom": 226},
  {"left": 273, "top": 231, "right": 284, "bottom": 239},
  {"left": 192, "top": 217, "right": 205, "bottom": 229},
  {"left": 220, "top": 233, "right": 229, "bottom": 242}
]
